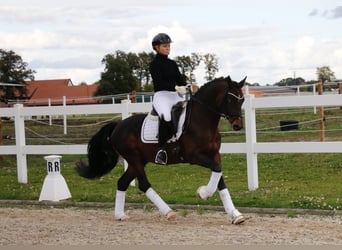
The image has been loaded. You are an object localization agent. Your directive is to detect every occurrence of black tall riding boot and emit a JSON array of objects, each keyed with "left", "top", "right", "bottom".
[{"left": 155, "top": 117, "right": 172, "bottom": 165}]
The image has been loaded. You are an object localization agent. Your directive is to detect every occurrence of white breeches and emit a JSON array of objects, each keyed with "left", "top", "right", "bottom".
[{"left": 153, "top": 91, "right": 184, "bottom": 121}]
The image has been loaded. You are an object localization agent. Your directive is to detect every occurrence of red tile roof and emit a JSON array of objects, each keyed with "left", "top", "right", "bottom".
[{"left": 25, "top": 79, "right": 99, "bottom": 106}]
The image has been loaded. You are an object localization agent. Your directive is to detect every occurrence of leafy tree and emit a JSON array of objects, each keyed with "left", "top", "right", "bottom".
[
  {"left": 0, "top": 49, "right": 35, "bottom": 99},
  {"left": 135, "top": 52, "right": 155, "bottom": 90},
  {"left": 316, "top": 66, "right": 335, "bottom": 82},
  {"left": 95, "top": 50, "right": 219, "bottom": 96},
  {"left": 274, "top": 77, "right": 305, "bottom": 86},
  {"left": 174, "top": 55, "right": 191, "bottom": 80},
  {"left": 174, "top": 52, "right": 201, "bottom": 84},
  {"left": 202, "top": 53, "right": 218, "bottom": 81},
  {"left": 95, "top": 51, "right": 139, "bottom": 98}
]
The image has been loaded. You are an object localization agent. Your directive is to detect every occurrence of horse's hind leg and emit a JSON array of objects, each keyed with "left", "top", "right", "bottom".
[
  {"left": 114, "top": 190, "right": 128, "bottom": 220},
  {"left": 114, "top": 167, "right": 137, "bottom": 221},
  {"left": 217, "top": 177, "right": 246, "bottom": 225}
]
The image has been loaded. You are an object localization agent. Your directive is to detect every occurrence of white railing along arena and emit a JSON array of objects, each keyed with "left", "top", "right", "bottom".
[{"left": 1, "top": 94, "right": 342, "bottom": 191}]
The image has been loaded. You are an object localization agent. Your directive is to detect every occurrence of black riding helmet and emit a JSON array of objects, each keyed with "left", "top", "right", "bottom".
[{"left": 152, "top": 33, "right": 172, "bottom": 50}]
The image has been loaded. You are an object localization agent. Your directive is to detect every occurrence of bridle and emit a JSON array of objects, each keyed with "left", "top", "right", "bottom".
[
  {"left": 191, "top": 91, "right": 244, "bottom": 121},
  {"left": 221, "top": 92, "right": 244, "bottom": 121},
  {"left": 227, "top": 92, "right": 244, "bottom": 101}
]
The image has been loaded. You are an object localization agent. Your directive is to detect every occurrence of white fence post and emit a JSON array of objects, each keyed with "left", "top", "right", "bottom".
[
  {"left": 48, "top": 98, "right": 52, "bottom": 125},
  {"left": 121, "top": 99, "right": 131, "bottom": 120},
  {"left": 63, "top": 96, "right": 67, "bottom": 135},
  {"left": 244, "top": 94, "right": 259, "bottom": 191},
  {"left": 14, "top": 104, "right": 28, "bottom": 183},
  {"left": 313, "top": 84, "right": 317, "bottom": 114}
]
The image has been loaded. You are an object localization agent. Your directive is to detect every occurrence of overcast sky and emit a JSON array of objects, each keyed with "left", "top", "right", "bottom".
[{"left": 1, "top": 0, "right": 341, "bottom": 85}]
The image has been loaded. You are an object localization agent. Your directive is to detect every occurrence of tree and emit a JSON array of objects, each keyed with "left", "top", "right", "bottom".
[
  {"left": 202, "top": 53, "right": 218, "bottom": 81},
  {"left": 274, "top": 77, "right": 305, "bottom": 86},
  {"left": 95, "top": 50, "right": 219, "bottom": 97},
  {"left": 174, "top": 55, "right": 191, "bottom": 81},
  {"left": 174, "top": 52, "right": 201, "bottom": 84},
  {"left": 316, "top": 66, "right": 335, "bottom": 82},
  {"left": 135, "top": 52, "right": 155, "bottom": 90},
  {"left": 0, "top": 49, "right": 36, "bottom": 99},
  {"left": 95, "top": 51, "right": 139, "bottom": 98}
]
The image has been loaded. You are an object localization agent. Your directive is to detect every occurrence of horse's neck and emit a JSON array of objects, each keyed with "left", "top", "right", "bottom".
[
  {"left": 189, "top": 99, "right": 221, "bottom": 131},
  {"left": 189, "top": 82, "right": 226, "bottom": 131}
]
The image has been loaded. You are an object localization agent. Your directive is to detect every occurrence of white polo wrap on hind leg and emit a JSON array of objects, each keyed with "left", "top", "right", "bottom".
[
  {"left": 114, "top": 190, "right": 126, "bottom": 220},
  {"left": 146, "top": 188, "right": 172, "bottom": 215}
]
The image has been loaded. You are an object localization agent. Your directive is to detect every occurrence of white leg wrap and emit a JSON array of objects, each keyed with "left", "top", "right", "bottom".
[
  {"left": 197, "top": 172, "right": 222, "bottom": 200},
  {"left": 146, "top": 188, "right": 172, "bottom": 215},
  {"left": 219, "top": 188, "right": 236, "bottom": 215},
  {"left": 206, "top": 172, "right": 222, "bottom": 194},
  {"left": 114, "top": 190, "right": 126, "bottom": 220},
  {"left": 219, "top": 188, "right": 245, "bottom": 224}
]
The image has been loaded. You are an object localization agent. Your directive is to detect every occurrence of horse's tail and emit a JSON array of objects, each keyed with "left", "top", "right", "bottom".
[{"left": 76, "top": 122, "right": 119, "bottom": 179}]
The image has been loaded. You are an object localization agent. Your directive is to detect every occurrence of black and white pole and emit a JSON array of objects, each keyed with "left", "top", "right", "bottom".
[{"left": 39, "top": 155, "right": 71, "bottom": 202}]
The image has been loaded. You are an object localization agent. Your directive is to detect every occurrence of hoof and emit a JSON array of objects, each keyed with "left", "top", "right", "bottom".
[
  {"left": 115, "top": 214, "right": 130, "bottom": 221},
  {"left": 232, "top": 214, "right": 246, "bottom": 225},
  {"left": 166, "top": 211, "right": 177, "bottom": 221},
  {"left": 230, "top": 209, "right": 246, "bottom": 225},
  {"left": 196, "top": 185, "right": 211, "bottom": 200}
]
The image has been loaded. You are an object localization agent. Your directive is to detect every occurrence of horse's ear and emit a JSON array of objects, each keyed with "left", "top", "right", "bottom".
[
  {"left": 239, "top": 76, "right": 247, "bottom": 87},
  {"left": 226, "top": 75, "right": 232, "bottom": 82}
]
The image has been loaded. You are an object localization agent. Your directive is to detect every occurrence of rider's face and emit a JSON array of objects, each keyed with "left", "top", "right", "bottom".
[{"left": 156, "top": 43, "right": 170, "bottom": 56}]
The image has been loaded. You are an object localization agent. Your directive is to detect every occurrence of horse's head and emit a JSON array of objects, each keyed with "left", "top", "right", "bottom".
[
  {"left": 221, "top": 76, "right": 246, "bottom": 131},
  {"left": 191, "top": 76, "right": 246, "bottom": 131}
]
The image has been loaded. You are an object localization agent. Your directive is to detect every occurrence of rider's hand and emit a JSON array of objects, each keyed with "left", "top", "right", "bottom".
[{"left": 175, "top": 85, "right": 187, "bottom": 95}]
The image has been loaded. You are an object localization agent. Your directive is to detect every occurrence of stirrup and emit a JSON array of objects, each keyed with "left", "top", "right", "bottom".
[{"left": 155, "top": 149, "right": 167, "bottom": 165}]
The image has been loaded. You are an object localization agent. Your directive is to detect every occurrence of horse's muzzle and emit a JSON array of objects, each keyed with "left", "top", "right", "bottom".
[{"left": 231, "top": 117, "right": 243, "bottom": 131}]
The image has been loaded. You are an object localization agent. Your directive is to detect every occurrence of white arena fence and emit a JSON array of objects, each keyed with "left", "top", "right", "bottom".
[{"left": 1, "top": 94, "right": 342, "bottom": 191}]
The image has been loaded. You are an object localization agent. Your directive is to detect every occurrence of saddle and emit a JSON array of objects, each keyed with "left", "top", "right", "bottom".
[{"left": 141, "top": 101, "right": 187, "bottom": 143}]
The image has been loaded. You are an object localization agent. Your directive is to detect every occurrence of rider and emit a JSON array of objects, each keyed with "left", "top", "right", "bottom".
[{"left": 149, "top": 33, "right": 187, "bottom": 165}]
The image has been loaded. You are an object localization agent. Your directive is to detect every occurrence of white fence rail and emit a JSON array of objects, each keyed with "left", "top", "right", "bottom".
[{"left": 1, "top": 94, "right": 342, "bottom": 190}]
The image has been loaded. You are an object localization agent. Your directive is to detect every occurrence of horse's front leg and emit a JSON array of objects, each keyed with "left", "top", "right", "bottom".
[
  {"left": 217, "top": 177, "right": 246, "bottom": 225},
  {"left": 195, "top": 160, "right": 246, "bottom": 224},
  {"left": 196, "top": 158, "right": 223, "bottom": 200},
  {"left": 145, "top": 188, "right": 177, "bottom": 221},
  {"left": 196, "top": 171, "right": 222, "bottom": 200}
]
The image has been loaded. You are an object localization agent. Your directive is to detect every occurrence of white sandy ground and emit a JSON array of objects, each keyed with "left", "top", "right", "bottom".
[{"left": 0, "top": 207, "right": 341, "bottom": 246}]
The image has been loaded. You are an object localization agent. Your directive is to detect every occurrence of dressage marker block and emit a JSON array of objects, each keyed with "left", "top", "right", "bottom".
[{"left": 39, "top": 155, "right": 72, "bottom": 202}]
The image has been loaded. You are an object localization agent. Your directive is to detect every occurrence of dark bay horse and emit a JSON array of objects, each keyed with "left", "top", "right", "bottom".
[{"left": 76, "top": 76, "right": 247, "bottom": 224}]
